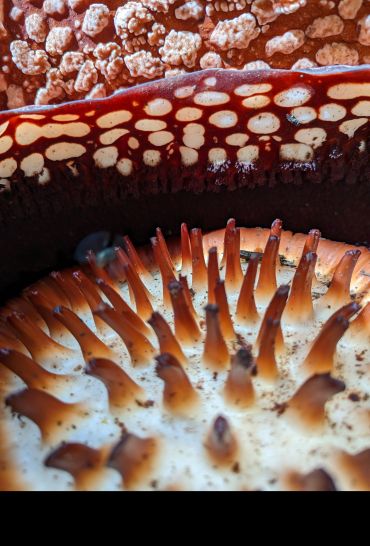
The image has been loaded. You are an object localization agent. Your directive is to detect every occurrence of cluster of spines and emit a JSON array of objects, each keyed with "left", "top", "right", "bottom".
[{"left": 0, "top": 218, "right": 369, "bottom": 490}]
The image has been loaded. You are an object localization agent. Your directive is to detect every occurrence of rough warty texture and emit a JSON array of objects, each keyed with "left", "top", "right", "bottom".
[{"left": 0, "top": 0, "right": 369, "bottom": 108}]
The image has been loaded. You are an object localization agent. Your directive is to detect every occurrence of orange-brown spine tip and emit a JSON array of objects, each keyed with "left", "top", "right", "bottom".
[
  {"left": 181, "top": 223, "right": 192, "bottom": 277},
  {"left": 287, "top": 373, "right": 345, "bottom": 428},
  {"left": 256, "top": 285, "right": 289, "bottom": 353},
  {"left": 225, "top": 225, "right": 243, "bottom": 291},
  {"left": 155, "top": 353, "right": 198, "bottom": 414},
  {"left": 303, "top": 229, "right": 321, "bottom": 254},
  {"left": 155, "top": 227, "right": 177, "bottom": 273},
  {"left": 236, "top": 253, "right": 259, "bottom": 325},
  {"left": 122, "top": 261, "right": 153, "bottom": 320},
  {"left": 151, "top": 236, "right": 176, "bottom": 306},
  {"left": 221, "top": 218, "right": 236, "bottom": 268},
  {"left": 339, "top": 449, "right": 370, "bottom": 490},
  {"left": 255, "top": 318, "right": 280, "bottom": 381},
  {"left": 321, "top": 249, "right": 361, "bottom": 308},
  {"left": 71, "top": 270, "right": 103, "bottom": 310},
  {"left": 190, "top": 228, "right": 207, "bottom": 292},
  {"left": 6, "top": 296, "right": 48, "bottom": 332},
  {"left": 94, "top": 303, "right": 156, "bottom": 367},
  {"left": 86, "top": 358, "right": 143, "bottom": 407},
  {"left": 95, "top": 278, "right": 151, "bottom": 338},
  {"left": 207, "top": 247, "right": 220, "bottom": 305},
  {"left": 214, "top": 280, "right": 235, "bottom": 341},
  {"left": 304, "top": 302, "right": 360, "bottom": 373},
  {"left": 255, "top": 220, "right": 282, "bottom": 303},
  {"left": 168, "top": 280, "right": 200, "bottom": 345},
  {"left": 148, "top": 312, "right": 187, "bottom": 365},
  {"left": 205, "top": 416, "right": 238, "bottom": 466},
  {"left": 0, "top": 331, "right": 28, "bottom": 355},
  {"left": 53, "top": 305, "right": 113, "bottom": 361},
  {"left": 7, "top": 311, "right": 74, "bottom": 363},
  {"left": 202, "top": 304, "right": 230, "bottom": 370},
  {"left": 45, "top": 443, "right": 104, "bottom": 490},
  {"left": 287, "top": 468, "right": 336, "bottom": 491},
  {"left": 224, "top": 348, "right": 256, "bottom": 407},
  {"left": 26, "top": 289, "right": 74, "bottom": 341},
  {"left": 0, "top": 321, "right": 18, "bottom": 341},
  {"left": 114, "top": 245, "right": 130, "bottom": 268},
  {"left": 5, "top": 388, "right": 79, "bottom": 441},
  {"left": 235, "top": 229, "right": 243, "bottom": 274},
  {"left": 122, "top": 234, "right": 152, "bottom": 284},
  {"left": 51, "top": 271, "right": 87, "bottom": 312},
  {"left": 285, "top": 251, "right": 317, "bottom": 323},
  {"left": 108, "top": 433, "right": 157, "bottom": 490},
  {"left": 350, "top": 301, "right": 370, "bottom": 337},
  {"left": 0, "top": 348, "right": 57, "bottom": 390},
  {"left": 179, "top": 275, "right": 198, "bottom": 319},
  {"left": 104, "top": 249, "right": 128, "bottom": 283},
  {"left": 270, "top": 218, "right": 283, "bottom": 238},
  {"left": 87, "top": 250, "right": 117, "bottom": 288},
  {"left": 70, "top": 270, "right": 106, "bottom": 330},
  {"left": 112, "top": 247, "right": 133, "bottom": 301},
  {"left": 39, "top": 276, "right": 72, "bottom": 309}
]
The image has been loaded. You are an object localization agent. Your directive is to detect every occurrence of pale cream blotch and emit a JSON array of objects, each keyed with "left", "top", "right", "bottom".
[
  {"left": 45, "top": 142, "right": 86, "bottom": 161},
  {"left": 148, "top": 131, "right": 174, "bottom": 146},
  {"left": 234, "top": 83, "right": 272, "bottom": 97},
  {"left": 99, "top": 128, "right": 129, "bottom": 145},
  {"left": 20, "top": 153, "right": 44, "bottom": 177},
  {"left": 144, "top": 99, "right": 173, "bottom": 117},
  {"left": 128, "top": 137, "right": 139, "bottom": 150},
  {"left": 116, "top": 158, "right": 133, "bottom": 177},
  {"left": 179, "top": 146, "right": 198, "bottom": 166},
  {"left": 339, "top": 118, "right": 368, "bottom": 138},
  {"left": 15, "top": 121, "right": 90, "bottom": 146},
  {"left": 174, "top": 86, "right": 196, "bottom": 99},
  {"left": 209, "top": 110, "right": 238, "bottom": 128},
  {"left": 295, "top": 128, "right": 327, "bottom": 149},
  {"left": 0, "top": 136, "right": 13, "bottom": 154},
  {"left": 237, "top": 145, "right": 259, "bottom": 164},
  {"left": 93, "top": 146, "right": 119, "bottom": 168},
  {"left": 96, "top": 110, "right": 132, "bottom": 129},
  {"left": 327, "top": 83, "right": 370, "bottom": 100},
  {"left": 280, "top": 143, "right": 314, "bottom": 161},
  {"left": 318, "top": 104, "right": 347, "bottom": 122},
  {"left": 143, "top": 149, "right": 161, "bottom": 166},
  {"left": 247, "top": 112, "right": 280, "bottom": 134},
  {"left": 351, "top": 101, "right": 370, "bottom": 117},
  {"left": 194, "top": 91, "right": 230, "bottom": 107},
  {"left": 226, "top": 133, "right": 249, "bottom": 147},
  {"left": 242, "top": 95, "right": 271, "bottom": 109},
  {"left": 274, "top": 87, "right": 313, "bottom": 107},
  {"left": 183, "top": 123, "right": 205, "bottom": 149},
  {"left": 0, "top": 157, "right": 17, "bottom": 178},
  {"left": 52, "top": 114, "right": 80, "bottom": 122},
  {"left": 290, "top": 107, "right": 317, "bottom": 124},
  {"left": 208, "top": 147, "right": 227, "bottom": 164},
  {"left": 135, "top": 119, "right": 167, "bottom": 132},
  {"left": 176, "top": 107, "right": 203, "bottom": 122}
]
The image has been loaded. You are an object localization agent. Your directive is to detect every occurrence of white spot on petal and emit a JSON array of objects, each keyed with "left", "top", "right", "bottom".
[
  {"left": 209, "top": 110, "right": 238, "bottom": 128},
  {"left": 247, "top": 112, "right": 280, "bottom": 134},
  {"left": 274, "top": 86, "right": 312, "bottom": 107},
  {"left": 339, "top": 118, "right": 367, "bottom": 138},
  {"left": 93, "top": 146, "right": 119, "bottom": 168},
  {"left": 144, "top": 98, "right": 172, "bottom": 116}
]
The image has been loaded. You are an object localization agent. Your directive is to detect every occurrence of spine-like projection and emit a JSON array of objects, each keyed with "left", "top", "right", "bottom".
[{"left": 0, "top": 67, "right": 369, "bottom": 295}]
